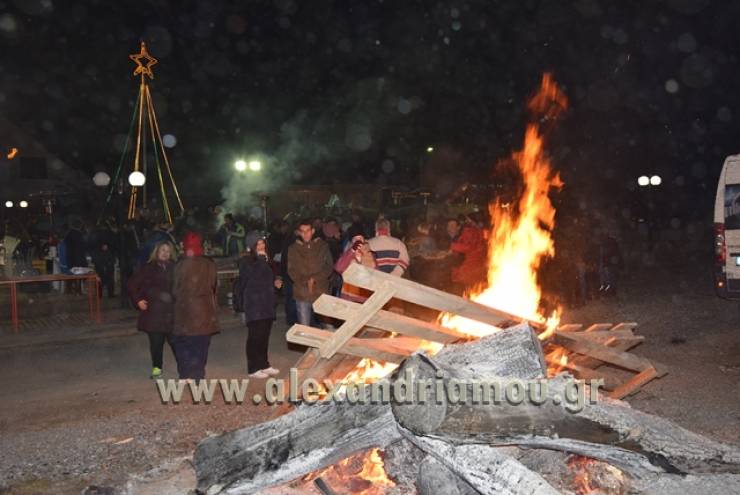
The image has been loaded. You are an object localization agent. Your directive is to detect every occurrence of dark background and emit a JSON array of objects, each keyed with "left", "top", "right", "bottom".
[{"left": 0, "top": 0, "right": 737, "bottom": 221}]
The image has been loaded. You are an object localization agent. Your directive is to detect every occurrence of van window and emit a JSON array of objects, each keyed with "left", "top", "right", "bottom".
[{"left": 725, "top": 184, "right": 740, "bottom": 229}]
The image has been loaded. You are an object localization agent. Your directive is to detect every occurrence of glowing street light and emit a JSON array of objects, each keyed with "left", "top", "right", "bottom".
[
  {"left": 650, "top": 175, "right": 662, "bottom": 186},
  {"left": 128, "top": 170, "right": 146, "bottom": 187},
  {"left": 93, "top": 171, "right": 111, "bottom": 187},
  {"left": 4, "top": 201, "right": 13, "bottom": 208},
  {"left": 19, "top": 200, "right": 28, "bottom": 208},
  {"left": 248, "top": 160, "right": 262, "bottom": 172},
  {"left": 426, "top": 146, "right": 434, "bottom": 153},
  {"left": 637, "top": 176, "right": 650, "bottom": 187},
  {"left": 234, "top": 159, "right": 247, "bottom": 172}
]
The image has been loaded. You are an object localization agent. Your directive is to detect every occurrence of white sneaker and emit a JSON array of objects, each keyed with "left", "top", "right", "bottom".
[
  {"left": 248, "top": 370, "right": 269, "bottom": 379},
  {"left": 261, "top": 367, "right": 280, "bottom": 376}
]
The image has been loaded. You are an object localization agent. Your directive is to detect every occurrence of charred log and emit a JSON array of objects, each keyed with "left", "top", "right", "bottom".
[
  {"left": 408, "top": 432, "right": 560, "bottom": 495},
  {"left": 194, "top": 401, "right": 398, "bottom": 494},
  {"left": 390, "top": 352, "right": 740, "bottom": 476}
]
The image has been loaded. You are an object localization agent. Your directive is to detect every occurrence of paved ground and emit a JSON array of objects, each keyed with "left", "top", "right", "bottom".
[
  {"left": 0, "top": 254, "right": 738, "bottom": 494},
  {"left": 0, "top": 307, "right": 304, "bottom": 494}
]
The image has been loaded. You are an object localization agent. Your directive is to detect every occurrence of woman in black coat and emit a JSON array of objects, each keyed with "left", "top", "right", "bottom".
[
  {"left": 127, "top": 241, "right": 176, "bottom": 378},
  {"left": 236, "top": 238, "right": 282, "bottom": 379}
]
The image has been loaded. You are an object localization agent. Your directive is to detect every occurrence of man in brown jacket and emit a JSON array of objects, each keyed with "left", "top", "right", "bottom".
[
  {"left": 172, "top": 232, "right": 219, "bottom": 380},
  {"left": 287, "top": 219, "right": 334, "bottom": 327}
]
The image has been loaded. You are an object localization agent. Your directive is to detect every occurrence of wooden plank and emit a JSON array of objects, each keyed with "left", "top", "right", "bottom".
[
  {"left": 342, "top": 263, "right": 516, "bottom": 328},
  {"left": 268, "top": 349, "right": 363, "bottom": 419},
  {"left": 545, "top": 356, "right": 621, "bottom": 389},
  {"left": 568, "top": 334, "right": 668, "bottom": 378},
  {"left": 574, "top": 329, "right": 636, "bottom": 339},
  {"left": 608, "top": 366, "right": 658, "bottom": 399},
  {"left": 288, "top": 324, "right": 410, "bottom": 363},
  {"left": 556, "top": 323, "right": 583, "bottom": 332},
  {"left": 313, "top": 294, "right": 467, "bottom": 343},
  {"left": 583, "top": 323, "right": 613, "bottom": 333},
  {"left": 565, "top": 331, "right": 643, "bottom": 346},
  {"left": 553, "top": 332, "right": 654, "bottom": 373},
  {"left": 609, "top": 322, "right": 638, "bottom": 332},
  {"left": 318, "top": 284, "right": 397, "bottom": 358}
]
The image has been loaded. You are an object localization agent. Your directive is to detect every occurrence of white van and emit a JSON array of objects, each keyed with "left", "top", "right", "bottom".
[{"left": 714, "top": 154, "right": 740, "bottom": 298}]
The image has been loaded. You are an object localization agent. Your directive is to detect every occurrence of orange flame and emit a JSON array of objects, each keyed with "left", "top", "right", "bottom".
[
  {"left": 341, "top": 358, "right": 398, "bottom": 385},
  {"left": 440, "top": 73, "right": 565, "bottom": 338},
  {"left": 567, "top": 455, "right": 625, "bottom": 494},
  {"left": 358, "top": 448, "right": 395, "bottom": 491}
]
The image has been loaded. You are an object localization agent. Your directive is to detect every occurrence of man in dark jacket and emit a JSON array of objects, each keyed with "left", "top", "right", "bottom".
[
  {"left": 172, "top": 232, "right": 219, "bottom": 380},
  {"left": 287, "top": 219, "right": 333, "bottom": 327}
]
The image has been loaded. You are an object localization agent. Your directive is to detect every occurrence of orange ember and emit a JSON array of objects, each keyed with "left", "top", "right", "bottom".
[
  {"left": 341, "top": 358, "right": 398, "bottom": 385},
  {"left": 301, "top": 448, "right": 394, "bottom": 494},
  {"left": 568, "top": 456, "right": 598, "bottom": 494},
  {"left": 358, "top": 448, "right": 395, "bottom": 492},
  {"left": 441, "top": 73, "right": 566, "bottom": 339}
]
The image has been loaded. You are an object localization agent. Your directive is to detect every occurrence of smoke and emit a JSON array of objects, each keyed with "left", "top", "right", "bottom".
[{"left": 218, "top": 77, "right": 413, "bottom": 221}]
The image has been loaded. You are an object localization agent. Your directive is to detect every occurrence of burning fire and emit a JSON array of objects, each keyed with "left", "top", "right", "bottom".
[
  {"left": 358, "top": 448, "right": 395, "bottom": 491},
  {"left": 567, "top": 455, "right": 625, "bottom": 494},
  {"left": 341, "top": 358, "right": 398, "bottom": 385},
  {"left": 301, "top": 448, "right": 395, "bottom": 494},
  {"left": 441, "top": 73, "right": 566, "bottom": 339},
  {"left": 302, "top": 74, "right": 570, "bottom": 493}
]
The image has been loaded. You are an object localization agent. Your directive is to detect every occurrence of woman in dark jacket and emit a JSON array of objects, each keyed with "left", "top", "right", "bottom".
[
  {"left": 127, "top": 240, "right": 176, "bottom": 378},
  {"left": 237, "top": 238, "right": 282, "bottom": 378}
]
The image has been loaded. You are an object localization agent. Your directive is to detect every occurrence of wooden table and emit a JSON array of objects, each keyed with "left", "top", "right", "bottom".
[{"left": 0, "top": 273, "right": 101, "bottom": 332}]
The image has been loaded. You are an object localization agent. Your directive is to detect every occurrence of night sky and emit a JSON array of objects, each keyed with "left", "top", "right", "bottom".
[{"left": 1, "top": 0, "right": 738, "bottom": 219}]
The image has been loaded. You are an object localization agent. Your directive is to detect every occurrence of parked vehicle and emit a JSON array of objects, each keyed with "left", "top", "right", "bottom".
[{"left": 714, "top": 154, "right": 740, "bottom": 299}]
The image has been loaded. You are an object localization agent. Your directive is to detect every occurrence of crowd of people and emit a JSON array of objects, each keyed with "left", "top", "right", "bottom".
[{"left": 1, "top": 205, "right": 624, "bottom": 381}]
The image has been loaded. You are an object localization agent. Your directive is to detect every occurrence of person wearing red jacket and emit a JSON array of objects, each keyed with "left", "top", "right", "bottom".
[{"left": 448, "top": 218, "right": 487, "bottom": 293}]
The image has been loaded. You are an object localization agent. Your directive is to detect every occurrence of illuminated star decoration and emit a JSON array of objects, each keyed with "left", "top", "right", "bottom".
[{"left": 129, "top": 41, "right": 158, "bottom": 79}]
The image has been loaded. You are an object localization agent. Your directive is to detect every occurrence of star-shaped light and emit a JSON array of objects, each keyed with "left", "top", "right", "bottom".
[{"left": 129, "top": 41, "right": 158, "bottom": 79}]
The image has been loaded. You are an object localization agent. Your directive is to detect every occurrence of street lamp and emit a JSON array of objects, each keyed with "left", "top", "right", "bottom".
[
  {"left": 93, "top": 171, "right": 111, "bottom": 187},
  {"left": 128, "top": 171, "right": 146, "bottom": 187},
  {"left": 426, "top": 146, "right": 434, "bottom": 153},
  {"left": 248, "top": 160, "right": 262, "bottom": 172},
  {"left": 234, "top": 159, "right": 247, "bottom": 172}
]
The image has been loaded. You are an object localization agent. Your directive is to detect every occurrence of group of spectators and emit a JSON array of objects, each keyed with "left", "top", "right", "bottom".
[
  {"left": 127, "top": 232, "right": 219, "bottom": 381},
  {"left": 4, "top": 203, "right": 625, "bottom": 382}
]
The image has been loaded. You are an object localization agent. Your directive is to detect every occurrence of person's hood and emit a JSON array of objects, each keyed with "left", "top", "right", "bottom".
[{"left": 183, "top": 231, "right": 203, "bottom": 257}]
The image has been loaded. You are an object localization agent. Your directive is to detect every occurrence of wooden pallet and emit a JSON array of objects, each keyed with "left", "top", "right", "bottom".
[
  {"left": 282, "top": 264, "right": 662, "bottom": 406},
  {"left": 545, "top": 322, "right": 665, "bottom": 399}
]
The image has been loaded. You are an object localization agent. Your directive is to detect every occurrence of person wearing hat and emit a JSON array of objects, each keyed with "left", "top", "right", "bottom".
[
  {"left": 172, "top": 232, "right": 219, "bottom": 380},
  {"left": 235, "top": 237, "right": 283, "bottom": 379}
]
